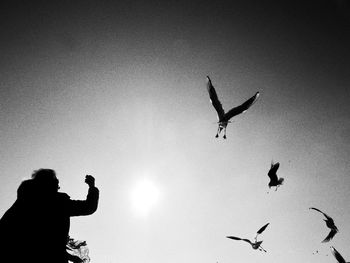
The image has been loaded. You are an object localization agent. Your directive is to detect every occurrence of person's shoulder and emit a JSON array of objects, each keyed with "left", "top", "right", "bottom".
[
  {"left": 17, "top": 179, "right": 36, "bottom": 199},
  {"left": 57, "top": 192, "right": 71, "bottom": 200}
]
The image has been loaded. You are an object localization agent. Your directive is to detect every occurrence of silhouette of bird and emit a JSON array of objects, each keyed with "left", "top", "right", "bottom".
[
  {"left": 226, "top": 223, "right": 269, "bottom": 252},
  {"left": 331, "top": 246, "right": 349, "bottom": 263},
  {"left": 310, "top": 207, "right": 338, "bottom": 242},
  {"left": 206, "top": 76, "right": 259, "bottom": 139},
  {"left": 267, "top": 161, "right": 284, "bottom": 191}
]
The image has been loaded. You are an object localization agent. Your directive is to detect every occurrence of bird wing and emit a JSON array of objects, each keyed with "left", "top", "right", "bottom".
[
  {"left": 226, "top": 236, "right": 252, "bottom": 244},
  {"left": 309, "top": 207, "right": 325, "bottom": 215},
  {"left": 322, "top": 229, "right": 338, "bottom": 243},
  {"left": 267, "top": 163, "right": 279, "bottom": 181},
  {"left": 226, "top": 236, "right": 243, "bottom": 241},
  {"left": 224, "top": 91, "right": 259, "bottom": 121},
  {"left": 309, "top": 207, "right": 334, "bottom": 222},
  {"left": 206, "top": 76, "right": 225, "bottom": 120},
  {"left": 240, "top": 238, "right": 252, "bottom": 245},
  {"left": 256, "top": 223, "right": 270, "bottom": 235},
  {"left": 269, "top": 162, "right": 280, "bottom": 175},
  {"left": 331, "top": 246, "right": 347, "bottom": 263}
]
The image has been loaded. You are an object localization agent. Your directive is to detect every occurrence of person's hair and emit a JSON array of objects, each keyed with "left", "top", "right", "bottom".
[
  {"left": 31, "top": 168, "right": 59, "bottom": 192},
  {"left": 31, "top": 168, "right": 56, "bottom": 180}
]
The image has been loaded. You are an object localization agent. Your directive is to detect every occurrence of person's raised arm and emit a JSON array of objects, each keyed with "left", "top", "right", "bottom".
[{"left": 67, "top": 175, "right": 99, "bottom": 217}]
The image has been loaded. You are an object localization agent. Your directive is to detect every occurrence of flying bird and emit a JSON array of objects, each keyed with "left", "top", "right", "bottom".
[
  {"left": 267, "top": 161, "right": 284, "bottom": 191},
  {"left": 206, "top": 76, "right": 259, "bottom": 139},
  {"left": 310, "top": 207, "right": 338, "bottom": 242},
  {"left": 226, "top": 223, "right": 269, "bottom": 252},
  {"left": 331, "top": 246, "right": 349, "bottom": 263}
]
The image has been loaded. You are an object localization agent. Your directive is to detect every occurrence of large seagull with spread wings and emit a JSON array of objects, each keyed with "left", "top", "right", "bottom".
[
  {"left": 226, "top": 223, "right": 270, "bottom": 252},
  {"left": 309, "top": 207, "right": 338, "bottom": 242},
  {"left": 206, "top": 76, "right": 259, "bottom": 139}
]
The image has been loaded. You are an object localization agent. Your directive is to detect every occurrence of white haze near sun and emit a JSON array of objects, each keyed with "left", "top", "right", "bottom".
[
  {"left": 1, "top": 1, "right": 350, "bottom": 263},
  {"left": 130, "top": 178, "right": 161, "bottom": 217}
]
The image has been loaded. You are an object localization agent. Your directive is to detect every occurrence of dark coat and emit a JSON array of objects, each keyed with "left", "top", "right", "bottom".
[{"left": 0, "top": 180, "right": 99, "bottom": 263}]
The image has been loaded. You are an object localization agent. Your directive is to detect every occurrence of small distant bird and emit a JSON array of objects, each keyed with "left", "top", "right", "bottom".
[
  {"left": 331, "top": 246, "right": 349, "bottom": 263},
  {"left": 310, "top": 207, "right": 338, "bottom": 242},
  {"left": 206, "top": 76, "right": 259, "bottom": 139},
  {"left": 267, "top": 161, "right": 284, "bottom": 191},
  {"left": 226, "top": 223, "right": 269, "bottom": 252}
]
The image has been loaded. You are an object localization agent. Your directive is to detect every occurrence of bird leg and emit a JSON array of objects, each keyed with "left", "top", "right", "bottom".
[
  {"left": 259, "top": 246, "right": 267, "bottom": 253},
  {"left": 223, "top": 127, "right": 227, "bottom": 139},
  {"left": 215, "top": 126, "right": 220, "bottom": 138}
]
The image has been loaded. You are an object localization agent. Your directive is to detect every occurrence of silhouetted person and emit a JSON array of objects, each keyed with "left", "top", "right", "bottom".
[{"left": 0, "top": 169, "right": 99, "bottom": 263}]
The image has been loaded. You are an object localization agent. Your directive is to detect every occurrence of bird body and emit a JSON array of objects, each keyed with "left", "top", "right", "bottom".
[
  {"left": 267, "top": 161, "right": 284, "bottom": 191},
  {"left": 206, "top": 76, "right": 259, "bottom": 139},
  {"left": 309, "top": 207, "right": 338, "bottom": 242}
]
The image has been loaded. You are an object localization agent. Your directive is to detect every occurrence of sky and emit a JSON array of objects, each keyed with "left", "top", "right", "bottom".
[{"left": 0, "top": 0, "right": 350, "bottom": 262}]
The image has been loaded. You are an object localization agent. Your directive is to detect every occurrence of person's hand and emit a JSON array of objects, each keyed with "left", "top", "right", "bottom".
[{"left": 85, "top": 175, "right": 95, "bottom": 187}]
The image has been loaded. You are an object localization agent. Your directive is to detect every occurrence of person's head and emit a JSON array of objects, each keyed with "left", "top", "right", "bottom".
[{"left": 31, "top": 168, "right": 60, "bottom": 193}]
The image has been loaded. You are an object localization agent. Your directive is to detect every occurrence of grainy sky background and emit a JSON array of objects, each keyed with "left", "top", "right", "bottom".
[{"left": 1, "top": 0, "right": 350, "bottom": 262}]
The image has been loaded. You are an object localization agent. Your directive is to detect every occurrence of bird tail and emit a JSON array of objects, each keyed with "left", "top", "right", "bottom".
[{"left": 278, "top": 178, "right": 284, "bottom": 185}]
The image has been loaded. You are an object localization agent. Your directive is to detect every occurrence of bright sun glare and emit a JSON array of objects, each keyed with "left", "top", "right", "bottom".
[{"left": 130, "top": 179, "right": 160, "bottom": 216}]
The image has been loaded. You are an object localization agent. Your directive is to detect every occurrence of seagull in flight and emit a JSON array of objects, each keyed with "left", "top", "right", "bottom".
[
  {"left": 267, "top": 161, "right": 284, "bottom": 191},
  {"left": 226, "top": 223, "right": 269, "bottom": 252},
  {"left": 206, "top": 76, "right": 259, "bottom": 139},
  {"left": 310, "top": 207, "right": 338, "bottom": 242},
  {"left": 331, "top": 246, "right": 349, "bottom": 263}
]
